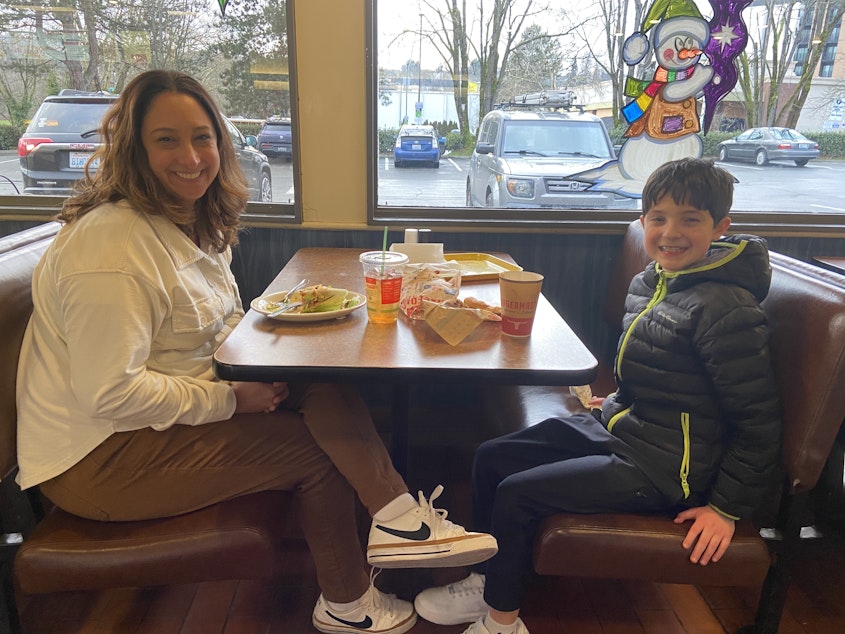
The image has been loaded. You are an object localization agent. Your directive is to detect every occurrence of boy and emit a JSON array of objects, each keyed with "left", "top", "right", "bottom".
[{"left": 414, "top": 158, "right": 782, "bottom": 634}]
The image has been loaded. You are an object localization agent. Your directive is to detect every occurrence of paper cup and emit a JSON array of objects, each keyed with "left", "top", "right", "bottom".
[{"left": 499, "top": 271, "right": 544, "bottom": 336}]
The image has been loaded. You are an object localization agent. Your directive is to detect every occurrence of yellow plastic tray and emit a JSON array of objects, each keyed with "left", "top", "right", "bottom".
[{"left": 444, "top": 252, "right": 522, "bottom": 281}]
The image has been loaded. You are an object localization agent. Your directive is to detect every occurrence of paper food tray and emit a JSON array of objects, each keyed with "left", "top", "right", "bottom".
[{"left": 444, "top": 253, "right": 522, "bottom": 281}]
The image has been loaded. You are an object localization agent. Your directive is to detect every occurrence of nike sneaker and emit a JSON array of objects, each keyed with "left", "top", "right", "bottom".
[
  {"left": 367, "top": 484, "right": 498, "bottom": 568},
  {"left": 462, "top": 615, "right": 530, "bottom": 634},
  {"left": 414, "top": 572, "right": 488, "bottom": 625},
  {"left": 312, "top": 583, "right": 417, "bottom": 634}
]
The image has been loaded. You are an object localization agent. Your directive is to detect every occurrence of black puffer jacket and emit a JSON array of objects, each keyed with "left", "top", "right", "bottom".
[{"left": 601, "top": 234, "right": 782, "bottom": 520}]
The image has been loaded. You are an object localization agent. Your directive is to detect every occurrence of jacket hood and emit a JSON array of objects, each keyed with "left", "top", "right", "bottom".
[{"left": 643, "top": 234, "right": 772, "bottom": 302}]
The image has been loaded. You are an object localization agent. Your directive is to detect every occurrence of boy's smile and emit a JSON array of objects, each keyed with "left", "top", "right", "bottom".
[{"left": 641, "top": 195, "right": 731, "bottom": 272}]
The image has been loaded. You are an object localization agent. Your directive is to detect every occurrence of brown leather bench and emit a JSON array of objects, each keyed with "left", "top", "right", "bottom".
[
  {"left": 529, "top": 246, "right": 845, "bottom": 632},
  {"left": 0, "top": 223, "right": 293, "bottom": 631}
]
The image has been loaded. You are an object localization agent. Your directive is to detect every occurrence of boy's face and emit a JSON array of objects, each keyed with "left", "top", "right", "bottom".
[{"left": 640, "top": 195, "right": 731, "bottom": 272}]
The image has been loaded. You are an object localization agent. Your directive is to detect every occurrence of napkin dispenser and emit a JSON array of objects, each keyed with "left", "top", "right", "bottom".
[{"left": 390, "top": 228, "right": 445, "bottom": 264}]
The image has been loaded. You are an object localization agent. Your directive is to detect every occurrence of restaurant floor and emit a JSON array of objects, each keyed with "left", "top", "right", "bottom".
[{"left": 16, "top": 389, "right": 845, "bottom": 633}]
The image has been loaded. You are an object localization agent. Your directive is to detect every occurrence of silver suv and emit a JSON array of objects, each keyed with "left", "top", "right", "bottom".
[{"left": 467, "top": 92, "right": 634, "bottom": 209}]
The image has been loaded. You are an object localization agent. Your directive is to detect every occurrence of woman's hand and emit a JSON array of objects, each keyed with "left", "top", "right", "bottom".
[
  {"left": 674, "top": 506, "right": 736, "bottom": 565},
  {"left": 231, "top": 381, "right": 290, "bottom": 414}
]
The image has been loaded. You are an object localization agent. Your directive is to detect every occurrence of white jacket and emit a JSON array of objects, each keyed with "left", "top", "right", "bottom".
[{"left": 16, "top": 200, "right": 240, "bottom": 489}]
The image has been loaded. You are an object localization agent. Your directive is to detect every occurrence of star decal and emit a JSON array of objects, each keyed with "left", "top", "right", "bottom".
[{"left": 711, "top": 20, "right": 739, "bottom": 52}]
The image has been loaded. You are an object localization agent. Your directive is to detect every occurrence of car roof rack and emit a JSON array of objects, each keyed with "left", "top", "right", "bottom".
[{"left": 495, "top": 90, "right": 584, "bottom": 113}]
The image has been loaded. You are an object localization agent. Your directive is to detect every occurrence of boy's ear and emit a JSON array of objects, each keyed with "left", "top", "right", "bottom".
[{"left": 714, "top": 216, "right": 731, "bottom": 237}]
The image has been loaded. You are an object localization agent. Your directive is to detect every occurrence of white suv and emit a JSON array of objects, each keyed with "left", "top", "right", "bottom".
[{"left": 467, "top": 93, "right": 635, "bottom": 209}]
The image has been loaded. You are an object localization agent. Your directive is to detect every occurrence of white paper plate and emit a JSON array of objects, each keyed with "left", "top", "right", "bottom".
[{"left": 251, "top": 290, "right": 366, "bottom": 322}]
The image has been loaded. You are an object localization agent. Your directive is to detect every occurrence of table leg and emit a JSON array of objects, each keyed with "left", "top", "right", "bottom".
[{"left": 391, "top": 384, "right": 410, "bottom": 478}]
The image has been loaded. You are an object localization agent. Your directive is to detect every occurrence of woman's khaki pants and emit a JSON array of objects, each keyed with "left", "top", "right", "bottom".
[{"left": 40, "top": 383, "right": 408, "bottom": 602}]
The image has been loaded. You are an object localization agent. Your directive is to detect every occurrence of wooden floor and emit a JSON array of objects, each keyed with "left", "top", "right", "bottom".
[{"left": 15, "top": 391, "right": 845, "bottom": 633}]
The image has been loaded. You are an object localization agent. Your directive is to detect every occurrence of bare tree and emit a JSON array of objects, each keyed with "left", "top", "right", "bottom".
[
  {"left": 737, "top": 0, "right": 844, "bottom": 128},
  {"left": 563, "top": 0, "right": 648, "bottom": 129},
  {"left": 419, "top": 0, "right": 572, "bottom": 136},
  {"left": 780, "top": 0, "right": 845, "bottom": 127}
]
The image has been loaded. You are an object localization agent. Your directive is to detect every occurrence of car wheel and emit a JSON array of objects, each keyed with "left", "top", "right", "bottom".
[
  {"left": 485, "top": 189, "right": 494, "bottom": 207},
  {"left": 795, "top": 159, "right": 808, "bottom": 167},
  {"left": 258, "top": 171, "right": 272, "bottom": 202},
  {"left": 466, "top": 179, "right": 474, "bottom": 207},
  {"left": 394, "top": 160, "right": 401, "bottom": 168},
  {"left": 433, "top": 160, "right": 440, "bottom": 168},
  {"left": 718, "top": 146, "right": 728, "bottom": 162},
  {"left": 755, "top": 149, "right": 768, "bottom": 166}
]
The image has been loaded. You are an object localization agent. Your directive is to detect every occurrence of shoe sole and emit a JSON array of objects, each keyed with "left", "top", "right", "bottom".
[
  {"left": 367, "top": 537, "right": 498, "bottom": 569},
  {"left": 312, "top": 611, "right": 417, "bottom": 634},
  {"left": 413, "top": 602, "right": 488, "bottom": 626}
]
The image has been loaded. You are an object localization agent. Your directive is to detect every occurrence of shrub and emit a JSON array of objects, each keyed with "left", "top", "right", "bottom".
[
  {"left": 379, "top": 127, "right": 399, "bottom": 154},
  {"left": 0, "top": 124, "right": 23, "bottom": 151}
]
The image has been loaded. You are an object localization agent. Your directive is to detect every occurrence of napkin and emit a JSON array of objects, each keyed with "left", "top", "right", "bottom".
[
  {"left": 422, "top": 300, "right": 486, "bottom": 346},
  {"left": 389, "top": 242, "right": 445, "bottom": 264}
]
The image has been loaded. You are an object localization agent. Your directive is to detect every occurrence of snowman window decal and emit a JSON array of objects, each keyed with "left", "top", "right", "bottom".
[{"left": 572, "top": 0, "right": 751, "bottom": 199}]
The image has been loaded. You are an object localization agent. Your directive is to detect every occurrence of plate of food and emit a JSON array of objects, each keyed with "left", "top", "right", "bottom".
[{"left": 251, "top": 284, "right": 366, "bottom": 322}]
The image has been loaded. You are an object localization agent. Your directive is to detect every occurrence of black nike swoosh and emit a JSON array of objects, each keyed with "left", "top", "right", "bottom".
[
  {"left": 326, "top": 611, "right": 374, "bottom": 629},
  {"left": 374, "top": 522, "right": 431, "bottom": 541}
]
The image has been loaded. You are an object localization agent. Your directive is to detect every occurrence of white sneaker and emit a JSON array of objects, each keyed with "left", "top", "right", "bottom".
[
  {"left": 367, "top": 485, "right": 498, "bottom": 569},
  {"left": 312, "top": 583, "right": 417, "bottom": 634},
  {"left": 462, "top": 615, "right": 530, "bottom": 634},
  {"left": 414, "top": 572, "right": 488, "bottom": 625}
]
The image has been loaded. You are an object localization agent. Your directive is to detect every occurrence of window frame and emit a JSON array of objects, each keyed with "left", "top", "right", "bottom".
[
  {"left": 365, "top": 0, "right": 845, "bottom": 238},
  {"left": 0, "top": 0, "right": 301, "bottom": 227}
]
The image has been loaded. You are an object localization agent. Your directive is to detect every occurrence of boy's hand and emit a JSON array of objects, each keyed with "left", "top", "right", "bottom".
[{"left": 674, "top": 506, "right": 735, "bottom": 565}]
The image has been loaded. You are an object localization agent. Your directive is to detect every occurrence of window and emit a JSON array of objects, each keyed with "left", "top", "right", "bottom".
[
  {"left": 368, "top": 0, "right": 844, "bottom": 232},
  {"left": 0, "top": 0, "right": 298, "bottom": 222}
]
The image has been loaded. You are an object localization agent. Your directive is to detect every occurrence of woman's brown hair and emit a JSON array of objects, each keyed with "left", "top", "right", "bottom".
[{"left": 59, "top": 70, "right": 248, "bottom": 251}]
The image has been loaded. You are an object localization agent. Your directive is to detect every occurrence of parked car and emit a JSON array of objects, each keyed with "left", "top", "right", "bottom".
[
  {"left": 716, "top": 127, "right": 820, "bottom": 167},
  {"left": 257, "top": 116, "right": 293, "bottom": 160},
  {"left": 467, "top": 92, "right": 634, "bottom": 209},
  {"left": 223, "top": 117, "right": 273, "bottom": 202},
  {"left": 17, "top": 90, "right": 119, "bottom": 195},
  {"left": 18, "top": 90, "right": 272, "bottom": 202},
  {"left": 393, "top": 124, "right": 442, "bottom": 168}
]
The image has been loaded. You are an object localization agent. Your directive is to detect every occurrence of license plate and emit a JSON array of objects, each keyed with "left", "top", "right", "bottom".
[
  {"left": 411, "top": 144, "right": 421, "bottom": 150},
  {"left": 797, "top": 143, "right": 808, "bottom": 149},
  {"left": 69, "top": 152, "right": 98, "bottom": 169}
]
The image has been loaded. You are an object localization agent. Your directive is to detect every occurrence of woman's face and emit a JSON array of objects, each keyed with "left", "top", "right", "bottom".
[{"left": 141, "top": 92, "right": 220, "bottom": 212}]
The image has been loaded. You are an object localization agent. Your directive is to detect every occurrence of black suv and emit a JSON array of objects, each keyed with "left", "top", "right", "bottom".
[
  {"left": 19, "top": 90, "right": 273, "bottom": 202},
  {"left": 257, "top": 117, "right": 293, "bottom": 160},
  {"left": 18, "top": 90, "right": 118, "bottom": 195}
]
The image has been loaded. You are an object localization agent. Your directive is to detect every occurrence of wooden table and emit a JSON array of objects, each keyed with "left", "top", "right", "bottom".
[{"left": 214, "top": 248, "right": 598, "bottom": 473}]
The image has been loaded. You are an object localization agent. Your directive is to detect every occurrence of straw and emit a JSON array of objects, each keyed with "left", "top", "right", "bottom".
[{"left": 381, "top": 226, "right": 388, "bottom": 274}]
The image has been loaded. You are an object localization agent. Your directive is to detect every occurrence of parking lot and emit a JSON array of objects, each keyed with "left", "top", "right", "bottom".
[
  {"left": 2, "top": 150, "right": 843, "bottom": 213},
  {"left": 377, "top": 155, "right": 845, "bottom": 212}
]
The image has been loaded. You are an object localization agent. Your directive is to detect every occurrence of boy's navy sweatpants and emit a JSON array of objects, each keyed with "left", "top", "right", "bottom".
[{"left": 471, "top": 413, "right": 671, "bottom": 612}]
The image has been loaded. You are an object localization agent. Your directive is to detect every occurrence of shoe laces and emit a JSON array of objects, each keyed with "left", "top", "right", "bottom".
[
  {"left": 364, "top": 568, "right": 399, "bottom": 618},
  {"left": 447, "top": 573, "right": 485, "bottom": 599},
  {"left": 417, "top": 484, "right": 462, "bottom": 534}
]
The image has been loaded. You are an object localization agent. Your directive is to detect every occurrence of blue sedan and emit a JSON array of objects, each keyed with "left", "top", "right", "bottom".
[{"left": 394, "top": 125, "right": 441, "bottom": 168}]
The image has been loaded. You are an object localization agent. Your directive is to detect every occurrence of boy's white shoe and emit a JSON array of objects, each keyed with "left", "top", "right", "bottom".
[
  {"left": 462, "top": 615, "right": 530, "bottom": 634},
  {"left": 414, "top": 572, "right": 488, "bottom": 625},
  {"left": 367, "top": 485, "right": 498, "bottom": 568},
  {"left": 312, "top": 583, "right": 417, "bottom": 634}
]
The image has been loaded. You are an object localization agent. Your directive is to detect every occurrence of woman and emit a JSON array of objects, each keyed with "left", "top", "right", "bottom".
[{"left": 16, "top": 70, "right": 496, "bottom": 634}]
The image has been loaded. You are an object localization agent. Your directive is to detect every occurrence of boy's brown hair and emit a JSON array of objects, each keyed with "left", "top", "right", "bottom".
[{"left": 641, "top": 157, "right": 734, "bottom": 223}]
